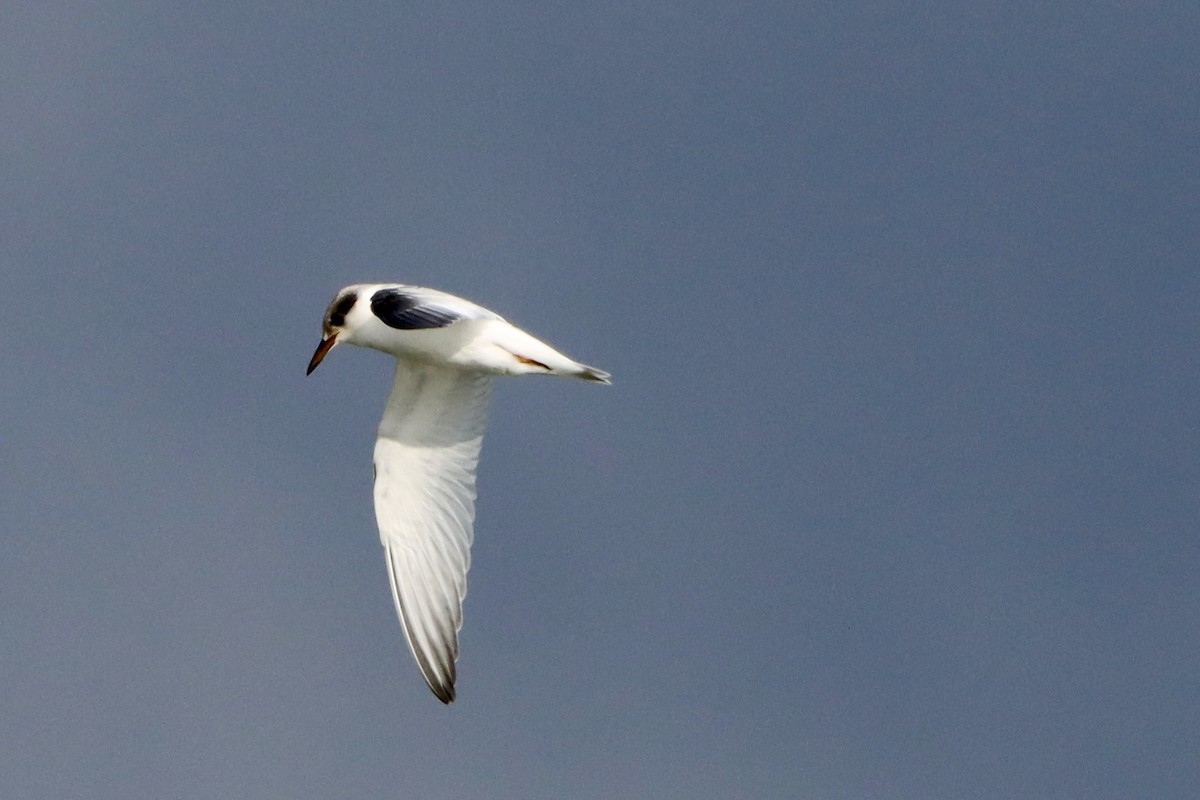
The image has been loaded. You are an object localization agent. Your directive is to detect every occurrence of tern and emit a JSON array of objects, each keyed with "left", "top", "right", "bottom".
[{"left": 306, "top": 284, "right": 609, "bottom": 703}]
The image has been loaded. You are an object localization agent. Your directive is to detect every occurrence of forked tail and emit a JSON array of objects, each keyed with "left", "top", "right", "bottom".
[{"left": 574, "top": 364, "right": 611, "bottom": 384}]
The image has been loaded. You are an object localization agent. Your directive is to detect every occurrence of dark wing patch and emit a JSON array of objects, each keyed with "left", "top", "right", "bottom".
[{"left": 370, "top": 288, "right": 461, "bottom": 330}]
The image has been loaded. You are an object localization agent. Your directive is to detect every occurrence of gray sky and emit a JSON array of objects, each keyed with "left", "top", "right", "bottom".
[{"left": 3, "top": 2, "right": 1198, "bottom": 798}]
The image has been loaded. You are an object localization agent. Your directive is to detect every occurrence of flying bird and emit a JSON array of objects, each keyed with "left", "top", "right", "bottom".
[{"left": 306, "top": 284, "right": 609, "bottom": 703}]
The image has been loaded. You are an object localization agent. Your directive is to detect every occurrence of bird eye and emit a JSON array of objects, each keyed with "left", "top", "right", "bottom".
[{"left": 329, "top": 293, "right": 357, "bottom": 327}]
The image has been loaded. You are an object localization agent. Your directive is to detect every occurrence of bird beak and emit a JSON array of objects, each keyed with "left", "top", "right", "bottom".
[{"left": 307, "top": 333, "right": 338, "bottom": 375}]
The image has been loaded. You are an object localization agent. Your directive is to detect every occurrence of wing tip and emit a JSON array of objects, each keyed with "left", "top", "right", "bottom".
[
  {"left": 411, "top": 644, "right": 459, "bottom": 704},
  {"left": 383, "top": 544, "right": 464, "bottom": 705},
  {"left": 430, "top": 680, "right": 456, "bottom": 704}
]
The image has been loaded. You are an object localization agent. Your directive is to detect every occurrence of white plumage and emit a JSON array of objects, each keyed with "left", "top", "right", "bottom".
[{"left": 307, "top": 284, "right": 608, "bottom": 702}]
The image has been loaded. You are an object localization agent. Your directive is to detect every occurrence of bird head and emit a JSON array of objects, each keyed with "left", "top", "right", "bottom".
[{"left": 306, "top": 288, "right": 361, "bottom": 374}]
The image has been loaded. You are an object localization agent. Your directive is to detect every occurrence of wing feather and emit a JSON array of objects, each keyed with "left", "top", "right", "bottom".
[
  {"left": 369, "top": 286, "right": 502, "bottom": 331},
  {"left": 372, "top": 360, "right": 491, "bottom": 703}
]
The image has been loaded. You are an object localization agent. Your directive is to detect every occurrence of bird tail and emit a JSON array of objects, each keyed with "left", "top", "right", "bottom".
[{"left": 572, "top": 363, "right": 611, "bottom": 384}]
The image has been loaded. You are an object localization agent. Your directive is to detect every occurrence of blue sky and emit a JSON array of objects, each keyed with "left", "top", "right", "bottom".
[{"left": 3, "top": 3, "right": 1198, "bottom": 798}]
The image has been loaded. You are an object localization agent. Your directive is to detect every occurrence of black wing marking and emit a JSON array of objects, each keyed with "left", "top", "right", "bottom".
[{"left": 370, "top": 288, "right": 462, "bottom": 330}]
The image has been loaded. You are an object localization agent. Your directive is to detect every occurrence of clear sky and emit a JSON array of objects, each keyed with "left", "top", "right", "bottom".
[{"left": 3, "top": 3, "right": 1198, "bottom": 798}]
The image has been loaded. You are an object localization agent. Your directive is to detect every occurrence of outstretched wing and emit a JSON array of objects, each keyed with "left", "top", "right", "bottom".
[{"left": 372, "top": 360, "right": 492, "bottom": 703}]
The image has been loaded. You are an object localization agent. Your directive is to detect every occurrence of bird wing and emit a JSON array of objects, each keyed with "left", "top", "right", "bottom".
[
  {"left": 370, "top": 285, "right": 502, "bottom": 330},
  {"left": 372, "top": 360, "right": 492, "bottom": 703}
]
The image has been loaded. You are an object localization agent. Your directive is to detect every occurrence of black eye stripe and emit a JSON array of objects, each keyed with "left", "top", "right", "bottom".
[{"left": 329, "top": 293, "right": 357, "bottom": 327}]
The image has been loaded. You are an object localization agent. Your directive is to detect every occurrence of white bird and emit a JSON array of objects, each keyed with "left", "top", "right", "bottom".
[{"left": 306, "top": 284, "right": 609, "bottom": 703}]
